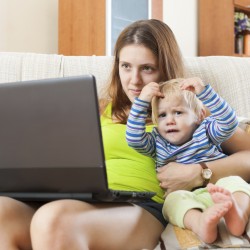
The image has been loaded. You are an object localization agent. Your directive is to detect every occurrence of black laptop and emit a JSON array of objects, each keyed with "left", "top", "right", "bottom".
[{"left": 0, "top": 75, "right": 155, "bottom": 202}]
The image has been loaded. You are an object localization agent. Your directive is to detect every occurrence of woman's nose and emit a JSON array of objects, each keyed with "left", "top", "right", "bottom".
[{"left": 131, "top": 70, "right": 142, "bottom": 85}]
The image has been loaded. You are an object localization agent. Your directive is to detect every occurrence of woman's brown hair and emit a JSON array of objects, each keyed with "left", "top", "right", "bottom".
[{"left": 101, "top": 19, "right": 185, "bottom": 123}]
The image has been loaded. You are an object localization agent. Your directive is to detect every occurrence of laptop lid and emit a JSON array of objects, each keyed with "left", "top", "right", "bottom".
[
  {"left": 0, "top": 75, "right": 108, "bottom": 193},
  {"left": 0, "top": 75, "right": 155, "bottom": 202}
]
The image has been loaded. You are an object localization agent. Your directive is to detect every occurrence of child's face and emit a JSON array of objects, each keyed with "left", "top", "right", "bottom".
[{"left": 157, "top": 95, "right": 200, "bottom": 145}]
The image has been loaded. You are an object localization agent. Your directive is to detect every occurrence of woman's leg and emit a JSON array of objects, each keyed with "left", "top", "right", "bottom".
[
  {"left": 30, "top": 200, "right": 164, "bottom": 250},
  {"left": 0, "top": 196, "right": 36, "bottom": 250}
]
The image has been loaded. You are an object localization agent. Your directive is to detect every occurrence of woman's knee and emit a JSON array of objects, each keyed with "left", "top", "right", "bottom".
[
  {"left": 30, "top": 200, "right": 91, "bottom": 248},
  {"left": 0, "top": 196, "right": 34, "bottom": 249},
  {"left": 31, "top": 200, "right": 69, "bottom": 234},
  {"left": 0, "top": 196, "right": 33, "bottom": 222},
  {"left": 0, "top": 196, "right": 17, "bottom": 220}
]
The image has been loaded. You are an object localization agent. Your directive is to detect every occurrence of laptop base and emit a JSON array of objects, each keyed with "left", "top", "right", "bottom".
[{"left": 0, "top": 190, "right": 156, "bottom": 203}]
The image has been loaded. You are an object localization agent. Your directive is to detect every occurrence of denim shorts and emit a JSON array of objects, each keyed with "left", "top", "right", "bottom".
[{"left": 134, "top": 200, "right": 168, "bottom": 227}]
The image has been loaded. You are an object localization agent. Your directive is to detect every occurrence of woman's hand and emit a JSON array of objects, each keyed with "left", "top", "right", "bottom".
[{"left": 157, "top": 162, "right": 203, "bottom": 196}]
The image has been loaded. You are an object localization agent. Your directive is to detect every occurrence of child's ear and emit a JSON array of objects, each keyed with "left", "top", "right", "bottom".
[{"left": 197, "top": 108, "right": 206, "bottom": 123}]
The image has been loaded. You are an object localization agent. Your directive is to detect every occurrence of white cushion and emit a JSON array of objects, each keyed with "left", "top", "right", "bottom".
[{"left": 185, "top": 56, "right": 250, "bottom": 118}]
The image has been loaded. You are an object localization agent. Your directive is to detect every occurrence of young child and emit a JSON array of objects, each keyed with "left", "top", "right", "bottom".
[{"left": 126, "top": 77, "right": 250, "bottom": 243}]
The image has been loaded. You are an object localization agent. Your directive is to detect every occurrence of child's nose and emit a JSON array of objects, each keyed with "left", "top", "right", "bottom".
[{"left": 166, "top": 115, "right": 175, "bottom": 125}]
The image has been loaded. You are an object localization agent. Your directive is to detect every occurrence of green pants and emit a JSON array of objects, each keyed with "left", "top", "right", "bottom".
[{"left": 162, "top": 176, "right": 250, "bottom": 228}]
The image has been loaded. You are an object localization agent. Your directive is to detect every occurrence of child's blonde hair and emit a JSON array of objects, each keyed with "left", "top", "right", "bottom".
[{"left": 151, "top": 78, "right": 205, "bottom": 124}]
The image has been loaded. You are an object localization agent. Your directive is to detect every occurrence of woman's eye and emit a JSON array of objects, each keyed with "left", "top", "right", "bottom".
[
  {"left": 121, "top": 63, "right": 130, "bottom": 69},
  {"left": 142, "top": 65, "right": 153, "bottom": 72}
]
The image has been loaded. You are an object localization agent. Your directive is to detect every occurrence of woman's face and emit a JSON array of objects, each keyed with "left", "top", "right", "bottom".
[{"left": 119, "top": 44, "right": 161, "bottom": 103}]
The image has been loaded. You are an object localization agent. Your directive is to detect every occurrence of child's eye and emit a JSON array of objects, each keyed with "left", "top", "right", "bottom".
[
  {"left": 158, "top": 113, "right": 166, "bottom": 118},
  {"left": 175, "top": 111, "right": 182, "bottom": 116}
]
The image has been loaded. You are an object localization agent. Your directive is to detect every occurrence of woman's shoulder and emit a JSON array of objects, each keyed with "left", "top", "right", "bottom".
[
  {"left": 99, "top": 99, "right": 111, "bottom": 115},
  {"left": 99, "top": 99, "right": 113, "bottom": 126}
]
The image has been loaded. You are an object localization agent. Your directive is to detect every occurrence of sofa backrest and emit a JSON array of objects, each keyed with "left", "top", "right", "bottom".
[{"left": 0, "top": 52, "right": 249, "bottom": 118}]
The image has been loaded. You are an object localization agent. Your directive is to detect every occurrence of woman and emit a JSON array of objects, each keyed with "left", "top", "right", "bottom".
[{"left": 0, "top": 19, "right": 249, "bottom": 250}]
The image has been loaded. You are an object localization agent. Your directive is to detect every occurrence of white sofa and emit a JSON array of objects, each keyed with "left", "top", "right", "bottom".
[
  {"left": 0, "top": 52, "right": 250, "bottom": 119},
  {"left": 0, "top": 52, "right": 250, "bottom": 250}
]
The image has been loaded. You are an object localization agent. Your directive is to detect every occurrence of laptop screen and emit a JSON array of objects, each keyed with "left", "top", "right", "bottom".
[{"left": 0, "top": 75, "right": 108, "bottom": 193}]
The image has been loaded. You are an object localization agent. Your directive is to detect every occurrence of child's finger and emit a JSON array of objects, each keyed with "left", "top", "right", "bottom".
[{"left": 157, "top": 92, "right": 165, "bottom": 98}]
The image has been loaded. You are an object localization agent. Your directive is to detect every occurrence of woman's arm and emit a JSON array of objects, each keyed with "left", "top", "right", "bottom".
[
  {"left": 206, "top": 150, "right": 250, "bottom": 183},
  {"left": 157, "top": 127, "right": 250, "bottom": 194},
  {"left": 220, "top": 127, "right": 250, "bottom": 154},
  {"left": 207, "top": 127, "right": 250, "bottom": 183}
]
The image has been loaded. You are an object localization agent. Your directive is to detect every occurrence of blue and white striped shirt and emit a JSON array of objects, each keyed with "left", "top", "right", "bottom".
[{"left": 126, "top": 85, "right": 239, "bottom": 168}]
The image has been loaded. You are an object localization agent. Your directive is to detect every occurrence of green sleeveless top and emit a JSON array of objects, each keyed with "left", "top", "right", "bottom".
[{"left": 100, "top": 103, "right": 164, "bottom": 203}]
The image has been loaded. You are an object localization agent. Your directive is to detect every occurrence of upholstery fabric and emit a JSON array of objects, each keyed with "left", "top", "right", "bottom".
[
  {"left": 184, "top": 56, "right": 250, "bottom": 118},
  {"left": 0, "top": 53, "right": 249, "bottom": 117}
]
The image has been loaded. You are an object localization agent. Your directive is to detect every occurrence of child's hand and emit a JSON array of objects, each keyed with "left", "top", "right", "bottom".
[
  {"left": 138, "top": 82, "right": 164, "bottom": 102},
  {"left": 180, "top": 77, "right": 205, "bottom": 95}
]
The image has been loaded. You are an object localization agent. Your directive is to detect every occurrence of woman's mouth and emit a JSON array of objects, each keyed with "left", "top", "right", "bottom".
[{"left": 130, "top": 89, "right": 142, "bottom": 96}]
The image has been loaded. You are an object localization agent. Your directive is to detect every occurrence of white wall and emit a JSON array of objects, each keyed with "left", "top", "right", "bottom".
[
  {"left": 0, "top": 0, "right": 198, "bottom": 56},
  {"left": 164, "top": 0, "right": 198, "bottom": 57},
  {"left": 0, "top": 0, "right": 58, "bottom": 54}
]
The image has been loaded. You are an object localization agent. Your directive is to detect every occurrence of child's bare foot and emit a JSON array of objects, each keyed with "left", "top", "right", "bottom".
[
  {"left": 191, "top": 201, "right": 231, "bottom": 243},
  {"left": 207, "top": 183, "right": 249, "bottom": 236}
]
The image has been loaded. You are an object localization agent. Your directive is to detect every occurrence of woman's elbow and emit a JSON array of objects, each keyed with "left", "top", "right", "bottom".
[{"left": 221, "top": 127, "right": 250, "bottom": 155}]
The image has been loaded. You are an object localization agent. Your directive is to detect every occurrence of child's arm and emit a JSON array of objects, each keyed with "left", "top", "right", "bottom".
[
  {"left": 181, "top": 77, "right": 239, "bottom": 145},
  {"left": 138, "top": 82, "right": 164, "bottom": 102},
  {"left": 126, "top": 82, "right": 163, "bottom": 157}
]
